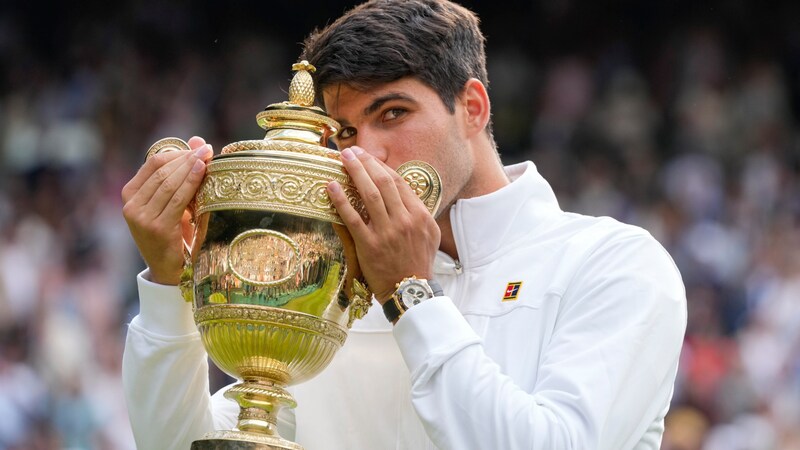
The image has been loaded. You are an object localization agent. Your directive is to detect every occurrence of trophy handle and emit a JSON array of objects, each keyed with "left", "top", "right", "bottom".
[
  {"left": 397, "top": 160, "right": 442, "bottom": 216},
  {"left": 144, "top": 136, "right": 193, "bottom": 161}
]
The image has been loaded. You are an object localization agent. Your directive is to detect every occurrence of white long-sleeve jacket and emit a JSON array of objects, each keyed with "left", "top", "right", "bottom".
[{"left": 123, "top": 161, "right": 687, "bottom": 450}]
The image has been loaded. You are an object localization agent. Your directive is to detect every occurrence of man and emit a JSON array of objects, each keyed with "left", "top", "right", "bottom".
[{"left": 122, "top": 1, "right": 687, "bottom": 449}]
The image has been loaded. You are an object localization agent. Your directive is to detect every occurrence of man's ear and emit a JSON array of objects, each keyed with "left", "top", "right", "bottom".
[{"left": 460, "top": 78, "right": 491, "bottom": 138}]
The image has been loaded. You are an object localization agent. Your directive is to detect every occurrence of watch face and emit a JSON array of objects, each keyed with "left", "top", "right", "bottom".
[{"left": 400, "top": 280, "right": 433, "bottom": 308}]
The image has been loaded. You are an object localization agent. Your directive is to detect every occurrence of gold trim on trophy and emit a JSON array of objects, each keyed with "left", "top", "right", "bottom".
[{"left": 195, "top": 152, "right": 366, "bottom": 224}]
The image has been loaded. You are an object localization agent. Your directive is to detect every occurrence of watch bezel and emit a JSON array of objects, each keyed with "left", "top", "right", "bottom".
[{"left": 397, "top": 278, "right": 435, "bottom": 309}]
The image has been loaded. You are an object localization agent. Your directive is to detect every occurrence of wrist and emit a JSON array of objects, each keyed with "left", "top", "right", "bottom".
[
  {"left": 375, "top": 289, "right": 394, "bottom": 306},
  {"left": 146, "top": 268, "right": 181, "bottom": 286}
]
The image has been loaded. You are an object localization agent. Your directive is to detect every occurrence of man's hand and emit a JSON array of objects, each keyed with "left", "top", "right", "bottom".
[
  {"left": 122, "top": 136, "right": 213, "bottom": 285},
  {"left": 327, "top": 146, "right": 440, "bottom": 303}
]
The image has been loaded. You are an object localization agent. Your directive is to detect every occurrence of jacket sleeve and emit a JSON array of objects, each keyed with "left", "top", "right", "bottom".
[
  {"left": 393, "top": 232, "right": 687, "bottom": 450},
  {"left": 122, "top": 270, "right": 236, "bottom": 450}
]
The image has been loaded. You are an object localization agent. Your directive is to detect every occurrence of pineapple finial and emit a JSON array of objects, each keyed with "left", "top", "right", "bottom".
[{"left": 289, "top": 60, "right": 317, "bottom": 107}]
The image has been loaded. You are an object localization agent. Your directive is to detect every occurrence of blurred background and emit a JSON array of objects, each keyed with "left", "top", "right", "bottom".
[{"left": 0, "top": 0, "right": 799, "bottom": 449}]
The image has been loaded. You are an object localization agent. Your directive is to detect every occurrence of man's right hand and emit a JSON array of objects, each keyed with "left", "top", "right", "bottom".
[{"left": 122, "top": 136, "right": 214, "bottom": 285}]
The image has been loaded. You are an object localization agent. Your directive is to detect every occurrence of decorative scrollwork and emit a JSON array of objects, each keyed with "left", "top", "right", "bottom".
[{"left": 196, "top": 155, "right": 365, "bottom": 225}]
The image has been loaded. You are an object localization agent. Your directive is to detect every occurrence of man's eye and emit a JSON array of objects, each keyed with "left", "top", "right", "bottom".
[
  {"left": 338, "top": 127, "right": 357, "bottom": 140},
  {"left": 383, "top": 108, "right": 407, "bottom": 121}
]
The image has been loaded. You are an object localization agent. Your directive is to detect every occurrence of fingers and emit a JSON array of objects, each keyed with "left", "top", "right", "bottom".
[
  {"left": 340, "top": 146, "right": 406, "bottom": 227},
  {"left": 339, "top": 147, "right": 386, "bottom": 224},
  {"left": 122, "top": 150, "right": 187, "bottom": 203},
  {"left": 129, "top": 151, "right": 194, "bottom": 217},
  {"left": 370, "top": 155, "right": 429, "bottom": 214},
  {"left": 189, "top": 136, "right": 214, "bottom": 163},
  {"left": 122, "top": 140, "right": 213, "bottom": 224},
  {"left": 158, "top": 153, "right": 208, "bottom": 224},
  {"left": 187, "top": 136, "right": 206, "bottom": 149},
  {"left": 121, "top": 137, "right": 212, "bottom": 203},
  {"left": 327, "top": 180, "right": 370, "bottom": 236}
]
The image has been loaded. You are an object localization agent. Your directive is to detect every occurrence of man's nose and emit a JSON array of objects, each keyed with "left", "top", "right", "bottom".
[{"left": 354, "top": 132, "right": 388, "bottom": 163}]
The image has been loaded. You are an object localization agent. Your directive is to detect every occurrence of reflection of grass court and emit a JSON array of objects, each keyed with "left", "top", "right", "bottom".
[
  {"left": 209, "top": 292, "right": 227, "bottom": 304},
  {"left": 198, "top": 261, "right": 343, "bottom": 319},
  {"left": 281, "top": 261, "right": 343, "bottom": 317}
]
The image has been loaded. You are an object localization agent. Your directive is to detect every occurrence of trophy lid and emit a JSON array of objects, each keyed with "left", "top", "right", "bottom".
[
  {"left": 254, "top": 61, "right": 340, "bottom": 149},
  {"left": 219, "top": 61, "right": 340, "bottom": 156}
]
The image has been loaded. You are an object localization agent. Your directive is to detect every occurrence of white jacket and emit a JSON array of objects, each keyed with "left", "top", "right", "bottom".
[{"left": 123, "top": 161, "right": 687, "bottom": 450}]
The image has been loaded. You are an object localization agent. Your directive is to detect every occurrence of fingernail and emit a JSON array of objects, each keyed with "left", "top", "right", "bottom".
[
  {"left": 192, "top": 159, "right": 205, "bottom": 173},
  {"left": 194, "top": 144, "right": 211, "bottom": 158},
  {"left": 341, "top": 148, "right": 355, "bottom": 161},
  {"left": 351, "top": 146, "right": 364, "bottom": 156},
  {"left": 328, "top": 181, "right": 341, "bottom": 193}
]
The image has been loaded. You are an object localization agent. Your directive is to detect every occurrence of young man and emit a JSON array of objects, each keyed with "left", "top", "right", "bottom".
[{"left": 122, "top": 1, "right": 687, "bottom": 449}]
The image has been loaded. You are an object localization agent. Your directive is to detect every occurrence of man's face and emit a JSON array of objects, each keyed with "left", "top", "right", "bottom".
[{"left": 322, "top": 77, "right": 474, "bottom": 217}]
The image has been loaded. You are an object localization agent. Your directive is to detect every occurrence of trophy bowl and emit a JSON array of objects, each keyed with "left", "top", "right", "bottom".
[{"left": 146, "top": 62, "right": 441, "bottom": 450}]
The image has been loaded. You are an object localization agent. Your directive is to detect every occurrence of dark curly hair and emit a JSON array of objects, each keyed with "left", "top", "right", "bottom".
[{"left": 301, "top": 0, "right": 493, "bottom": 140}]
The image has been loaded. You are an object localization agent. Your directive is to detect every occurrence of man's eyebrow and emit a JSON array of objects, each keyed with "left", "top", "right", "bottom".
[
  {"left": 363, "top": 92, "right": 416, "bottom": 117},
  {"left": 329, "top": 92, "right": 417, "bottom": 126}
]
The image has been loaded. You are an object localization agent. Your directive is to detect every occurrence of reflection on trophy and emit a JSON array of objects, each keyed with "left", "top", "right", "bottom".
[{"left": 146, "top": 61, "right": 441, "bottom": 450}]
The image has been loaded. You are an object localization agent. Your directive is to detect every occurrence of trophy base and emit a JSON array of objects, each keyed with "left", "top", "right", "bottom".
[{"left": 192, "top": 430, "right": 303, "bottom": 450}]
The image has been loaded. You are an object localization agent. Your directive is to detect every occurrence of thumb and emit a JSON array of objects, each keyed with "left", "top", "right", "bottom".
[{"left": 180, "top": 210, "right": 195, "bottom": 254}]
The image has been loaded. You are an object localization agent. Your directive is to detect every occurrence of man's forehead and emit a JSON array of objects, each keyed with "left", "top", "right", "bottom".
[
  {"left": 321, "top": 78, "right": 422, "bottom": 117},
  {"left": 321, "top": 83, "right": 353, "bottom": 109},
  {"left": 322, "top": 83, "right": 377, "bottom": 109},
  {"left": 322, "top": 82, "right": 383, "bottom": 119}
]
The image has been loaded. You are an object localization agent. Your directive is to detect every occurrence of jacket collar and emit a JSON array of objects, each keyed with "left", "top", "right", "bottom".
[{"left": 435, "top": 161, "right": 562, "bottom": 273}]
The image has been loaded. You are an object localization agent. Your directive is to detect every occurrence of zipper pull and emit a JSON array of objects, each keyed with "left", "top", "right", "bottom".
[{"left": 454, "top": 259, "right": 463, "bottom": 275}]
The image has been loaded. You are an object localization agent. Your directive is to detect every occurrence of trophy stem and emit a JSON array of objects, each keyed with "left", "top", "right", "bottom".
[
  {"left": 192, "top": 379, "right": 302, "bottom": 450},
  {"left": 226, "top": 379, "right": 297, "bottom": 435}
]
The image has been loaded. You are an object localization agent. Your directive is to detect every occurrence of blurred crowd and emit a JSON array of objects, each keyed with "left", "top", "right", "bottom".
[{"left": 0, "top": 1, "right": 799, "bottom": 449}]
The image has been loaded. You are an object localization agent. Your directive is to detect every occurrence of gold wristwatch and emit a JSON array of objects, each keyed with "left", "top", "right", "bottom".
[{"left": 383, "top": 276, "right": 443, "bottom": 323}]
